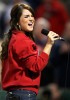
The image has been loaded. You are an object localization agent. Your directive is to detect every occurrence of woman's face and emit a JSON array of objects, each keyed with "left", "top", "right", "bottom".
[{"left": 19, "top": 9, "right": 35, "bottom": 32}]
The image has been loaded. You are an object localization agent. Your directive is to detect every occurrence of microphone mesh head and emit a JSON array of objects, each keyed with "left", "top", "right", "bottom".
[{"left": 41, "top": 29, "right": 49, "bottom": 35}]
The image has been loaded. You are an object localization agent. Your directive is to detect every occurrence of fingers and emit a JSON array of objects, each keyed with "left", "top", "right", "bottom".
[{"left": 48, "top": 31, "right": 60, "bottom": 40}]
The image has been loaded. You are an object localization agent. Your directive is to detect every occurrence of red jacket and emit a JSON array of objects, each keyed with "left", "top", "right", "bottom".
[{"left": 2, "top": 30, "right": 49, "bottom": 94}]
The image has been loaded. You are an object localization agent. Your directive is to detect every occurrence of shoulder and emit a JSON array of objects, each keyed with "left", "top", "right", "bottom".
[
  {"left": 11, "top": 30, "right": 32, "bottom": 45},
  {"left": 12, "top": 30, "right": 28, "bottom": 40},
  {"left": 11, "top": 30, "right": 37, "bottom": 49}
]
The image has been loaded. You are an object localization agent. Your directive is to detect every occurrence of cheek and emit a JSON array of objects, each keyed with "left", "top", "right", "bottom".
[
  {"left": 20, "top": 20, "right": 27, "bottom": 29},
  {"left": 21, "top": 23, "right": 27, "bottom": 30}
]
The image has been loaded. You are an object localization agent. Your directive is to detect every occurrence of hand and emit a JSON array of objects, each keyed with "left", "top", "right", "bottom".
[{"left": 47, "top": 31, "right": 59, "bottom": 45}]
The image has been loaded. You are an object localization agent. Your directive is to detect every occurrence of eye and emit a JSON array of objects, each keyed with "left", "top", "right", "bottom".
[
  {"left": 24, "top": 14, "right": 34, "bottom": 18},
  {"left": 24, "top": 15, "right": 29, "bottom": 18}
]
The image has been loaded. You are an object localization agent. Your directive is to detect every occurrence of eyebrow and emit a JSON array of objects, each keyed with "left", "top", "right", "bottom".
[{"left": 23, "top": 14, "right": 33, "bottom": 17}]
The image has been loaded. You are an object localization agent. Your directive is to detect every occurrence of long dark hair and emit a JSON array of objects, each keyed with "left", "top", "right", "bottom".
[{"left": 0, "top": 3, "right": 35, "bottom": 60}]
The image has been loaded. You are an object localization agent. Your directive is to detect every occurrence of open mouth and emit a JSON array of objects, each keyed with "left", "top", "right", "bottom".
[{"left": 28, "top": 23, "right": 33, "bottom": 26}]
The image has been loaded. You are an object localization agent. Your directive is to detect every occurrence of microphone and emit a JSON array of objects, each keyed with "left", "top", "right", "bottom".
[{"left": 41, "top": 29, "right": 65, "bottom": 41}]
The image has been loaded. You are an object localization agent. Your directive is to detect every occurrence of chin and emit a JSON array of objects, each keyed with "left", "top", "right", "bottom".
[{"left": 28, "top": 29, "right": 33, "bottom": 32}]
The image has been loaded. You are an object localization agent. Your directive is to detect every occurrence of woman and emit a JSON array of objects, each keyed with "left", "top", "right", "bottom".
[{"left": 1, "top": 3, "right": 59, "bottom": 100}]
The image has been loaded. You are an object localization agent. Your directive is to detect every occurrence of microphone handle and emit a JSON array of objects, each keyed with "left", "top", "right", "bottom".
[{"left": 41, "top": 29, "right": 65, "bottom": 41}]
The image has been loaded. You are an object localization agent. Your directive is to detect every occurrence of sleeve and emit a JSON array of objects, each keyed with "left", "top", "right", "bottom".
[{"left": 13, "top": 38, "right": 49, "bottom": 73}]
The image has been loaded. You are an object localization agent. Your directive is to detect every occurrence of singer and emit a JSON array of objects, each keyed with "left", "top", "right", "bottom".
[{"left": 0, "top": 3, "right": 59, "bottom": 100}]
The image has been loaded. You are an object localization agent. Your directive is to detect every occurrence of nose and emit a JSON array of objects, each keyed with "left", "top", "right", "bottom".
[
  {"left": 29, "top": 17, "right": 34, "bottom": 22},
  {"left": 29, "top": 16, "right": 33, "bottom": 20}
]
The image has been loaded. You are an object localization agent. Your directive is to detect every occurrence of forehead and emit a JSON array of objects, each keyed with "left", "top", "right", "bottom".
[{"left": 22, "top": 9, "right": 32, "bottom": 15}]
